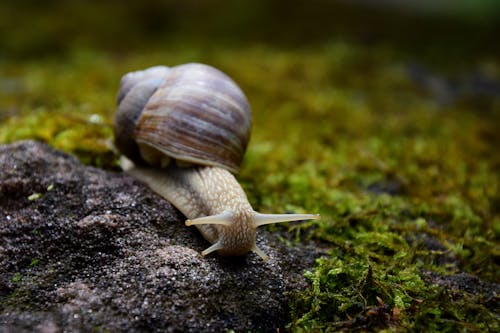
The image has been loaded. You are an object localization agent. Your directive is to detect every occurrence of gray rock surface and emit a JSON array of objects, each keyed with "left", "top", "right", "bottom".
[{"left": 0, "top": 140, "right": 319, "bottom": 333}]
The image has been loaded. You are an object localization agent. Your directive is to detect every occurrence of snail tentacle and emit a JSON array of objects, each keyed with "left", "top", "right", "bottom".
[
  {"left": 185, "top": 212, "right": 233, "bottom": 226},
  {"left": 251, "top": 245, "right": 269, "bottom": 262},
  {"left": 201, "top": 242, "right": 224, "bottom": 256},
  {"left": 253, "top": 212, "right": 321, "bottom": 227}
]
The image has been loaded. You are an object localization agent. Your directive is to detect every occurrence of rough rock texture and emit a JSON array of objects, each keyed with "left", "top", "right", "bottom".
[{"left": 0, "top": 140, "right": 320, "bottom": 333}]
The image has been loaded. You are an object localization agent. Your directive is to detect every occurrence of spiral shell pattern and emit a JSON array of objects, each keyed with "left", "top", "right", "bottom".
[{"left": 114, "top": 63, "right": 252, "bottom": 173}]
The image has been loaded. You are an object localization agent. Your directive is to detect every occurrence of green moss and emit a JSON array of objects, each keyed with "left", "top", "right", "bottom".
[
  {"left": 287, "top": 191, "right": 498, "bottom": 331},
  {"left": 27, "top": 192, "right": 42, "bottom": 201},
  {"left": 0, "top": 109, "right": 116, "bottom": 168},
  {"left": 1, "top": 41, "right": 498, "bottom": 331},
  {"left": 11, "top": 272, "right": 22, "bottom": 283}
]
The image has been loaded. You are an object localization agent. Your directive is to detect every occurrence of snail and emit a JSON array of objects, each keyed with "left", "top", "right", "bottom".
[{"left": 114, "top": 63, "right": 320, "bottom": 260}]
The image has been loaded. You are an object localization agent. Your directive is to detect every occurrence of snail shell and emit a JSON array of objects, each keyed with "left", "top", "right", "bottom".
[{"left": 114, "top": 63, "right": 252, "bottom": 173}]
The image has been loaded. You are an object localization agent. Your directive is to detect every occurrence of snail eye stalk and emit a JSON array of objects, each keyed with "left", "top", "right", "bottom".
[{"left": 252, "top": 213, "right": 321, "bottom": 227}]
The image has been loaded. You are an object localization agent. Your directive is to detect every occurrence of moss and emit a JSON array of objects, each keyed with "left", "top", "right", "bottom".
[
  {"left": 0, "top": 109, "right": 116, "bottom": 168},
  {"left": 11, "top": 272, "right": 22, "bottom": 283},
  {"left": 287, "top": 190, "right": 499, "bottom": 331},
  {"left": 1, "top": 40, "right": 498, "bottom": 331}
]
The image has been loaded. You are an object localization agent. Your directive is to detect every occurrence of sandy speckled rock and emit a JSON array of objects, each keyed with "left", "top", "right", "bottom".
[{"left": 0, "top": 140, "right": 320, "bottom": 333}]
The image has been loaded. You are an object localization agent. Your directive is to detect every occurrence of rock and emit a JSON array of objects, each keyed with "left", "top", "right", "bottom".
[
  {"left": 0, "top": 140, "right": 320, "bottom": 333},
  {"left": 423, "top": 271, "right": 500, "bottom": 305}
]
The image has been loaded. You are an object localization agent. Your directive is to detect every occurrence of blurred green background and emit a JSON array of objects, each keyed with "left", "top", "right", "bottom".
[
  {"left": 0, "top": 0, "right": 500, "bottom": 57},
  {"left": 1, "top": 0, "right": 499, "bottom": 331},
  {"left": 1, "top": 0, "right": 500, "bottom": 57}
]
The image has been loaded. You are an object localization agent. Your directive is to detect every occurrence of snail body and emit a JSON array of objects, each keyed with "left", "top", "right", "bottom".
[{"left": 115, "top": 63, "right": 319, "bottom": 260}]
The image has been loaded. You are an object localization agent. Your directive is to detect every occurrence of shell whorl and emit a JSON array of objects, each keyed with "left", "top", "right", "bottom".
[
  {"left": 114, "top": 63, "right": 252, "bottom": 173},
  {"left": 114, "top": 66, "right": 170, "bottom": 164}
]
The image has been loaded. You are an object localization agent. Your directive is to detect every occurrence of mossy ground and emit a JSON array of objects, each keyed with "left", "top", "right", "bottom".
[{"left": 1, "top": 2, "right": 499, "bottom": 331}]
